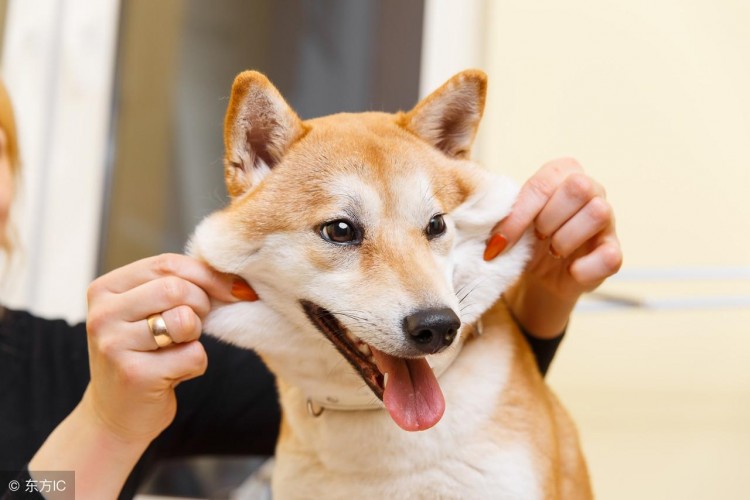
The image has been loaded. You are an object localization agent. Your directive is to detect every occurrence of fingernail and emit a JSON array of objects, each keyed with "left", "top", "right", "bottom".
[
  {"left": 548, "top": 245, "right": 563, "bottom": 260},
  {"left": 483, "top": 233, "right": 508, "bottom": 261},
  {"left": 534, "top": 228, "right": 548, "bottom": 240},
  {"left": 231, "top": 279, "right": 259, "bottom": 301}
]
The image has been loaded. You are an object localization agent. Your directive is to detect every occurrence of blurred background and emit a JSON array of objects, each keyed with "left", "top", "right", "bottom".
[{"left": 1, "top": 0, "right": 748, "bottom": 498}]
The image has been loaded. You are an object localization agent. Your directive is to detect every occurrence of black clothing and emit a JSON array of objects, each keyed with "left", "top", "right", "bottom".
[
  {"left": 0, "top": 307, "right": 279, "bottom": 499},
  {"left": 0, "top": 469, "right": 43, "bottom": 500},
  {"left": 0, "top": 307, "right": 561, "bottom": 499},
  {"left": 523, "top": 327, "right": 565, "bottom": 376}
]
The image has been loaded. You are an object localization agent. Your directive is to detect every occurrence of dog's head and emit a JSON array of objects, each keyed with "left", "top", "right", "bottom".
[{"left": 190, "top": 70, "right": 531, "bottom": 431}]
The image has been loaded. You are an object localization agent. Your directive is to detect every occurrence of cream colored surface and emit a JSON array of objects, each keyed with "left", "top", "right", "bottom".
[
  {"left": 473, "top": 1, "right": 750, "bottom": 498},
  {"left": 551, "top": 306, "right": 750, "bottom": 500},
  {"left": 478, "top": 0, "right": 750, "bottom": 267}
]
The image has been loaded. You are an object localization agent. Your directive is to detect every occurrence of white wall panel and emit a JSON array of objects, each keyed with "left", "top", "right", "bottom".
[{"left": 1, "top": 0, "right": 120, "bottom": 321}]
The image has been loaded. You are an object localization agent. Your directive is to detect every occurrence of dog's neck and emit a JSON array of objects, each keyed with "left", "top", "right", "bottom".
[{"left": 302, "top": 320, "right": 483, "bottom": 417}]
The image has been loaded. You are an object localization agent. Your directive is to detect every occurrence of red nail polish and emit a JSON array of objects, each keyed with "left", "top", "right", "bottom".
[
  {"left": 232, "top": 279, "right": 259, "bottom": 301},
  {"left": 484, "top": 233, "right": 508, "bottom": 261}
]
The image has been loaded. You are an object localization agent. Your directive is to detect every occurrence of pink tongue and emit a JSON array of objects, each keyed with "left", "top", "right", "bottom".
[{"left": 371, "top": 347, "right": 445, "bottom": 432}]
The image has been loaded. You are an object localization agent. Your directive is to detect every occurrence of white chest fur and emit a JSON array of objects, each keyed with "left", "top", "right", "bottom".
[{"left": 271, "top": 323, "right": 543, "bottom": 500}]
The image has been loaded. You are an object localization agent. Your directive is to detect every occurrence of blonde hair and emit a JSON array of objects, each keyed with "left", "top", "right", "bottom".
[{"left": 0, "top": 78, "right": 19, "bottom": 255}]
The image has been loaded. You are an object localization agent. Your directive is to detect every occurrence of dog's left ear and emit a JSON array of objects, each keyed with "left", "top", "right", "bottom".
[
  {"left": 223, "top": 71, "right": 307, "bottom": 197},
  {"left": 400, "top": 70, "right": 487, "bottom": 159}
]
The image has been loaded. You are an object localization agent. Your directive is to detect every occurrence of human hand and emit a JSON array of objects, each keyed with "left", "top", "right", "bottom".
[
  {"left": 486, "top": 158, "right": 622, "bottom": 337},
  {"left": 82, "top": 254, "right": 257, "bottom": 444}
]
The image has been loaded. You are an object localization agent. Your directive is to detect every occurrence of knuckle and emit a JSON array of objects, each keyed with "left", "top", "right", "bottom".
[
  {"left": 86, "top": 278, "right": 106, "bottom": 304},
  {"left": 86, "top": 311, "right": 106, "bottom": 336},
  {"left": 96, "top": 336, "right": 119, "bottom": 358},
  {"left": 588, "top": 197, "right": 613, "bottom": 225},
  {"left": 527, "top": 176, "right": 555, "bottom": 200},
  {"left": 195, "top": 294, "right": 211, "bottom": 319},
  {"left": 86, "top": 304, "right": 113, "bottom": 337},
  {"left": 153, "top": 253, "right": 182, "bottom": 276},
  {"left": 161, "top": 276, "right": 188, "bottom": 303},
  {"left": 186, "top": 343, "right": 208, "bottom": 373},
  {"left": 601, "top": 245, "right": 624, "bottom": 274},
  {"left": 566, "top": 172, "right": 595, "bottom": 200},
  {"left": 175, "top": 306, "right": 199, "bottom": 338}
]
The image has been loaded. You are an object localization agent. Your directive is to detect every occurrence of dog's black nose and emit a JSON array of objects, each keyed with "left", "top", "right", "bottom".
[{"left": 403, "top": 308, "right": 461, "bottom": 354}]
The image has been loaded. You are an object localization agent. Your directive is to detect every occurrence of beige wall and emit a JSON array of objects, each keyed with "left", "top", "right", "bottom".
[
  {"left": 102, "top": 0, "right": 185, "bottom": 272},
  {"left": 478, "top": 0, "right": 750, "bottom": 268},
  {"left": 475, "top": 1, "right": 750, "bottom": 498}
]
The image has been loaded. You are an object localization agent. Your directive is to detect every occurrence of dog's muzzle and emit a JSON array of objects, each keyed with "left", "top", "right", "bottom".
[{"left": 300, "top": 300, "right": 384, "bottom": 400}]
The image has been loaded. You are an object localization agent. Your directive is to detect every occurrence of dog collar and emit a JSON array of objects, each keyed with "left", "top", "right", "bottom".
[{"left": 305, "top": 320, "right": 483, "bottom": 417}]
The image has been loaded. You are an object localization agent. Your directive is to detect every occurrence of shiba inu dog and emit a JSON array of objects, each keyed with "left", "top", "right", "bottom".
[{"left": 189, "top": 69, "right": 592, "bottom": 499}]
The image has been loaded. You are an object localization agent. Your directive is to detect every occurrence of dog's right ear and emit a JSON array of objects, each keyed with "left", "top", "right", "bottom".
[
  {"left": 400, "top": 70, "right": 487, "bottom": 159},
  {"left": 223, "top": 71, "right": 307, "bottom": 197}
]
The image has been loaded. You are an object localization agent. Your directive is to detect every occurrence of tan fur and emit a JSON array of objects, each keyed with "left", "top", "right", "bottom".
[
  {"left": 195, "top": 69, "right": 592, "bottom": 499},
  {"left": 223, "top": 110, "right": 476, "bottom": 285},
  {"left": 398, "top": 69, "right": 488, "bottom": 159},
  {"left": 483, "top": 302, "right": 593, "bottom": 499}
]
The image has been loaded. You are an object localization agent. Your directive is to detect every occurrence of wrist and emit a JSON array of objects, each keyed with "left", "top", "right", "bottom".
[
  {"left": 29, "top": 390, "right": 152, "bottom": 498},
  {"left": 504, "top": 277, "right": 579, "bottom": 339},
  {"left": 78, "top": 386, "right": 161, "bottom": 447}
]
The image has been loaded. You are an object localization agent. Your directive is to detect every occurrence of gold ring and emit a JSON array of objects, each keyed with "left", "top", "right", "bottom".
[{"left": 147, "top": 313, "right": 173, "bottom": 348}]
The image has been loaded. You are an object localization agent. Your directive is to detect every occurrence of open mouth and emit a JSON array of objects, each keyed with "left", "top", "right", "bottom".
[
  {"left": 300, "top": 299, "right": 446, "bottom": 431},
  {"left": 300, "top": 300, "right": 385, "bottom": 400}
]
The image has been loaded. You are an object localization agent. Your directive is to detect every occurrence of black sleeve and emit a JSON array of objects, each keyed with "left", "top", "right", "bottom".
[
  {"left": 0, "top": 468, "right": 45, "bottom": 500},
  {"left": 0, "top": 308, "right": 280, "bottom": 499},
  {"left": 499, "top": 298, "right": 565, "bottom": 377},
  {"left": 519, "top": 325, "right": 565, "bottom": 377},
  {"left": 0, "top": 308, "right": 90, "bottom": 471},
  {"left": 150, "top": 335, "right": 280, "bottom": 456}
]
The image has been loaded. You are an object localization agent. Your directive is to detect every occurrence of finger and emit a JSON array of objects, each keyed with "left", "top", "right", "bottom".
[
  {"left": 91, "top": 254, "right": 252, "bottom": 303},
  {"left": 147, "top": 341, "right": 208, "bottom": 386},
  {"left": 90, "top": 304, "right": 204, "bottom": 353},
  {"left": 118, "top": 341, "right": 208, "bottom": 389},
  {"left": 569, "top": 235, "right": 623, "bottom": 286},
  {"left": 492, "top": 158, "right": 583, "bottom": 248},
  {"left": 115, "top": 275, "right": 212, "bottom": 322},
  {"left": 153, "top": 305, "right": 202, "bottom": 345},
  {"left": 535, "top": 173, "right": 606, "bottom": 239},
  {"left": 548, "top": 197, "right": 613, "bottom": 259}
]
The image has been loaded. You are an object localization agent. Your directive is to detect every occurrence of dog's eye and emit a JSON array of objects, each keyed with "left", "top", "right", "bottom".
[
  {"left": 426, "top": 214, "right": 447, "bottom": 239},
  {"left": 321, "top": 220, "right": 360, "bottom": 244}
]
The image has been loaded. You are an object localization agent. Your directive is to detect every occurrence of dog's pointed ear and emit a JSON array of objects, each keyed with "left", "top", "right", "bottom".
[
  {"left": 223, "top": 71, "right": 307, "bottom": 197},
  {"left": 400, "top": 70, "right": 487, "bottom": 159}
]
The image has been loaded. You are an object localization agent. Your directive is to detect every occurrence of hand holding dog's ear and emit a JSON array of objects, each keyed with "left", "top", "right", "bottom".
[
  {"left": 81, "top": 254, "right": 257, "bottom": 444},
  {"left": 29, "top": 256, "right": 258, "bottom": 497},
  {"left": 489, "top": 158, "right": 623, "bottom": 337}
]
